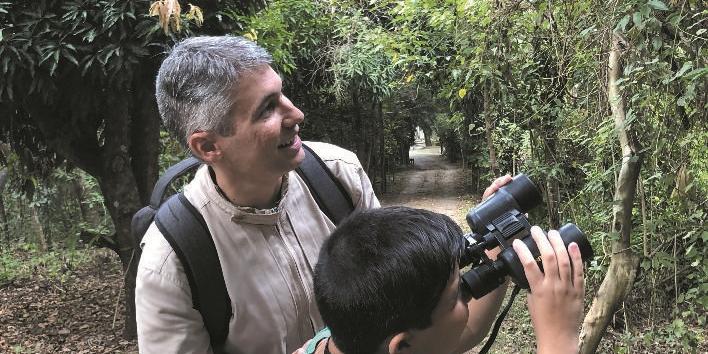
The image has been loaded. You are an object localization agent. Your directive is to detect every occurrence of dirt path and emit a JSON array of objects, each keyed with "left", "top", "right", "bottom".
[{"left": 379, "top": 144, "right": 474, "bottom": 227}]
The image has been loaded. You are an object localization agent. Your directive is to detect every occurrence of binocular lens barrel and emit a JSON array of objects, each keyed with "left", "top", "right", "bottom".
[
  {"left": 466, "top": 174, "right": 543, "bottom": 234},
  {"left": 462, "top": 224, "right": 593, "bottom": 299},
  {"left": 497, "top": 223, "right": 594, "bottom": 289}
]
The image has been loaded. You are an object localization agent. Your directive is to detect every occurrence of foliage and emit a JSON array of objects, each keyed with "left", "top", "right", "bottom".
[
  {"left": 0, "top": 243, "right": 94, "bottom": 285},
  {"left": 0, "top": 0, "right": 704, "bottom": 348}
]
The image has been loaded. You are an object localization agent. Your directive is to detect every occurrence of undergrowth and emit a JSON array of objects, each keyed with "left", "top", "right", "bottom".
[{"left": 0, "top": 243, "right": 95, "bottom": 286}]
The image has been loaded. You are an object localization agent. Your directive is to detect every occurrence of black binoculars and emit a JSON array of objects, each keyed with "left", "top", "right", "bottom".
[{"left": 460, "top": 174, "right": 594, "bottom": 299}]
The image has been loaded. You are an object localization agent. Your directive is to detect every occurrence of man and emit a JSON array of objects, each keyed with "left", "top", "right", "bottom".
[{"left": 136, "top": 35, "right": 511, "bottom": 354}]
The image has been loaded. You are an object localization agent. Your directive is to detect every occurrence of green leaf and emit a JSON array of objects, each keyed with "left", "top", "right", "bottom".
[
  {"left": 580, "top": 26, "right": 594, "bottom": 37},
  {"left": 616, "top": 15, "right": 630, "bottom": 32},
  {"left": 671, "top": 62, "right": 693, "bottom": 81},
  {"left": 63, "top": 51, "right": 79, "bottom": 66},
  {"left": 632, "top": 12, "right": 643, "bottom": 29},
  {"left": 652, "top": 36, "right": 663, "bottom": 50},
  {"left": 647, "top": 0, "right": 669, "bottom": 11}
]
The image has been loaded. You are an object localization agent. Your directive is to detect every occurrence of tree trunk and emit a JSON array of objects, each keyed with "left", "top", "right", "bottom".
[
  {"left": 26, "top": 75, "right": 160, "bottom": 338},
  {"left": 73, "top": 177, "right": 102, "bottom": 226},
  {"left": 378, "top": 102, "right": 386, "bottom": 193},
  {"left": 0, "top": 168, "right": 9, "bottom": 245},
  {"left": 580, "top": 33, "right": 642, "bottom": 354},
  {"left": 352, "top": 90, "right": 368, "bottom": 170},
  {"left": 545, "top": 174, "right": 560, "bottom": 229},
  {"left": 422, "top": 126, "right": 433, "bottom": 146},
  {"left": 483, "top": 83, "right": 498, "bottom": 176},
  {"left": 30, "top": 205, "right": 48, "bottom": 252},
  {"left": 97, "top": 90, "right": 147, "bottom": 339}
]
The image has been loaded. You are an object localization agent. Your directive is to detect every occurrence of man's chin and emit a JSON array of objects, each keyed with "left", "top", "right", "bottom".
[{"left": 292, "top": 148, "right": 306, "bottom": 168}]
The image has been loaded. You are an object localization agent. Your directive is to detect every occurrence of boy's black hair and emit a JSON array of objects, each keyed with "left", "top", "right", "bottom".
[{"left": 314, "top": 206, "right": 464, "bottom": 354}]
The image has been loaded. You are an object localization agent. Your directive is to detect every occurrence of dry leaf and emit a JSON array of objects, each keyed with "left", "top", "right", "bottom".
[
  {"left": 186, "top": 4, "right": 204, "bottom": 27},
  {"left": 149, "top": 0, "right": 182, "bottom": 35}
]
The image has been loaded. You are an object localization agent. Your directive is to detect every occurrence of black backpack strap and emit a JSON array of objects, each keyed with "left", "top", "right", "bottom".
[
  {"left": 154, "top": 193, "right": 231, "bottom": 352},
  {"left": 295, "top": 143, "right": 355, "bottom": 225},
  {"left": 149, "top": 157, "right": 202, "bottom": 208}
]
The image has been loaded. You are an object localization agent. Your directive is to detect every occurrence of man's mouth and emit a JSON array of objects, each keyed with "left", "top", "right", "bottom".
[{"left": 278, "top": 136, "right": 297, "bottom": 148}]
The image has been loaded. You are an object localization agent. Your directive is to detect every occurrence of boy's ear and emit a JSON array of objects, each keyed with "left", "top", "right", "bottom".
[
  {"left": 388, "top": 332, "right": 412, "bottom": 354},
  {"left": 187, "top": 131, "right": 221, "bottom": 163}
]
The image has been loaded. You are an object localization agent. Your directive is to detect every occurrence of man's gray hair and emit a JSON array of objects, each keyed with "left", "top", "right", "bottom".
[{"left": 155, "top": 36, "right": 272, "bottom": 145}]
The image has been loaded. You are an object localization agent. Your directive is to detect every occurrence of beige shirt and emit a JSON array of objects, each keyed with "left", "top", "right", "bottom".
[{"left": 135, "top": 142, "right": 380, "bottom": 354}]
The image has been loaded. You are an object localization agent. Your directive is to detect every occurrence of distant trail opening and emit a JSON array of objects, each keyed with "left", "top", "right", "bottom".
[{"left": 380, "top": 145, "right": 473, "bottom": 225}]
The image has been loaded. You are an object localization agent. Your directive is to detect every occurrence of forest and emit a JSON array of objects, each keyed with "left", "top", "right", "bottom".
[{"left": 0, "top": 0, "right": 705, "bottom": 353}]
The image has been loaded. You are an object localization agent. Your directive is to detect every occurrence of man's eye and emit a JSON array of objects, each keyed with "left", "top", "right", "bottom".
[{"left": 260, "top": 101, "right": 277, "bottom": 118}]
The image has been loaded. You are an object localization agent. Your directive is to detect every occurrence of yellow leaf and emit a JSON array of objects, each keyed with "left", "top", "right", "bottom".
[
  {"left": 187, "top": 4, "right": 204, "bottom": 27},
  {"left": 405, "top": 74, "right": 414, "bottom": 83},
  {"left": 458, "top": 88, "right": 467, "bottom": 98},
  {"left": 244, "top": 29, "right": 258, "bottom": 42}
]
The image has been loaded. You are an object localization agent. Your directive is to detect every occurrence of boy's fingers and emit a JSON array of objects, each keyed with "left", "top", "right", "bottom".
[
  {"left": 548, "top": 230, "right": 571, "bottom": 283},
  {"left": 482, "top": 174, "right": 512, "bottom": 200},
  {"left": 531, "top": 226, "right": 558, "bottom": 280},
  {"left": 513, "top": 239, "right": 543, "bottom": 290},
  {"left": 569, "top": 242, "right": 585, "bottom": 292}
]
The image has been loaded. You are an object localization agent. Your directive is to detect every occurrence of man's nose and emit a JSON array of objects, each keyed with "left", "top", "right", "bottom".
[{"left": 282, "top": 95, "right": 304, "bottom": 127}]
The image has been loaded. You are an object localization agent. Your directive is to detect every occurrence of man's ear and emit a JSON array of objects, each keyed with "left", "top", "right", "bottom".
[
  {"left": 187, "top": 131, "right": 221, "bottom": 163},
  {"left": 388, "top": 332, "right": 412, "bottom": 354}
]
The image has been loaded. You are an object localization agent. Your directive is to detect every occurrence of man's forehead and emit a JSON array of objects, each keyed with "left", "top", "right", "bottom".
[
  {"left": 237, "top": 64, "right": 280, "bottom": 83},
  {"left": 231, "top": 65, "right": 281, "bottom": 100}
]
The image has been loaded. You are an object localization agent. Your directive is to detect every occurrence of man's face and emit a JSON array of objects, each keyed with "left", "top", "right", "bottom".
[
  {"left": 214, "top": 65, "right": 305, "bottom": 179},
  {"left": 405, "top": 269, "right": 470, "bottom": 354}
]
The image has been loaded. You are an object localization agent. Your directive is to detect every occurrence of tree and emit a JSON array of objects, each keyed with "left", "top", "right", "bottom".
[
  {"left": 579, "top": 33, "right": 642, "bottom": 353},
  {"left": 0, "top": 0, "right": 262, "bottom": 338}
]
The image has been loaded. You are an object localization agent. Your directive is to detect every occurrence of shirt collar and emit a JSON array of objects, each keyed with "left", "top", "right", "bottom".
[{"left": 189, "top": 165, "right": 290, "bottom": 225}]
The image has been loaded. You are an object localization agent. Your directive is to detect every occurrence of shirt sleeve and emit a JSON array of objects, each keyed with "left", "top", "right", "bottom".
[
  {"left": 135, "top": 223, "right": 213, "bottom": 354},
  {"left": 352, "top": 161, "right": 380, "bottom": 210},
  {"left": 306, "top": 141, "right": 381, "bottom": 211}
]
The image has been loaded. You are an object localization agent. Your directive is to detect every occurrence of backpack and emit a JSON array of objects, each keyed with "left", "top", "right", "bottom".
[{"left": 130, "top": 143, "right": 355, "bottom": 352}]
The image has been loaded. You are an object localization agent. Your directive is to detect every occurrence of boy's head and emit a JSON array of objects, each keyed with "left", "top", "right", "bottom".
[{"left": 314, "top": 206, "right": 470, "bottom": 354}]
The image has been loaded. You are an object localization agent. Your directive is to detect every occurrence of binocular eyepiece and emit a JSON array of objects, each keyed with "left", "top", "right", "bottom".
[{"left": 460, "top": 174, "right": 594, "bottom": 299}]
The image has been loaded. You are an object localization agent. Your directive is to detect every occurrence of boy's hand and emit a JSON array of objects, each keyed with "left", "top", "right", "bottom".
[
  {"left": 512, "top": 226, "right": 584, "bottom": 354},
  {"left": 482, "top": 174, "right": 513, "bottom": 201}
]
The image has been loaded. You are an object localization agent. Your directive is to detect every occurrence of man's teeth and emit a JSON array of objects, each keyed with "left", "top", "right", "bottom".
[{"left": 279, "top": 139, "right": 293, "bottom": 148}]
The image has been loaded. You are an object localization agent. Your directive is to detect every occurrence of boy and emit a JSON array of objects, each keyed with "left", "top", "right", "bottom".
[{"left": 307, "top": 206, "right": 585, "bottom": 354}]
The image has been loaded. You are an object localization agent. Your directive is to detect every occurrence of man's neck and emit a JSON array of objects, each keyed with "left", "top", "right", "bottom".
[{"left": 211, "top": 166, "right": 284, "bottom": 209}]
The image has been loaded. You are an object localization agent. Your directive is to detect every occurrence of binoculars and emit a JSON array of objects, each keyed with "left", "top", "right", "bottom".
[{"left": 460, "top": 174, "right": 594, "bottom": 299}]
